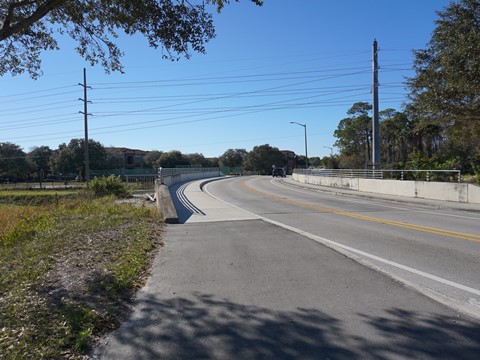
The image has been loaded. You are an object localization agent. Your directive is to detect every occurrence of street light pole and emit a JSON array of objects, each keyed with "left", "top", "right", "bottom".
[{"left": 290, "top": 122, "right": 308, "bottom": 169}]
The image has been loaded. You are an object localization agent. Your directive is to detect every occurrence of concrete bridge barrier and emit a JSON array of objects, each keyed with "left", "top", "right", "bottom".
[
  {"left": 293, "top": 173, "right": 480, "bottom": 205},
  {"left": 155, "top": 183, "right": 179, "bottom": 224}
]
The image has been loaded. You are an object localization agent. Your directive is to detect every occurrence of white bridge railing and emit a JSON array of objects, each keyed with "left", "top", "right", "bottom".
[
  {"left": 124, "top": 174, "right": 157, "bottom": 189},
  {"left": 293, "top": 169, "right": 461, "bottom": 183},
  {"left": 157, "top": 167, "right": 223, "bottom": 186},
  {"left": 158, "top": 167, "right": 221, "bottom": 177}
]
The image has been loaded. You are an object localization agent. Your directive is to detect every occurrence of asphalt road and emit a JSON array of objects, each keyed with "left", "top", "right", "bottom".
[
  {"left": 204, "top": 176, "right": 480, "bottom": 318},
  {"left": 93, "top": 176, "right": 480, "bottom": 359}
]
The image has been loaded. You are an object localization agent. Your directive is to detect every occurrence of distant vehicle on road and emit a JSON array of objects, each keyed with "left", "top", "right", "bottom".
[{"left": 272, "top": 168, "right": 286, "bottom": 177}]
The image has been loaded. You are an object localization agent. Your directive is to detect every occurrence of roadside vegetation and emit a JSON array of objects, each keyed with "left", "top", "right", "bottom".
[
  {"left": 0, "top": 178, "right": 163, "bottom": 359},
  {"left": 0, "top": 189, "right": 79, "bottom": 206}
]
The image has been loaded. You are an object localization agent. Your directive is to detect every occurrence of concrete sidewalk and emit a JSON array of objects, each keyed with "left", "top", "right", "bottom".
[{"left": 168, "top": 179, "right": 258, "bottom": 223}]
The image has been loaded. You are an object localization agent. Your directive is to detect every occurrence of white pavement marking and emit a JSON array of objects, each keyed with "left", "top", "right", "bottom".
[
  {"left": 204, "top": 181, "right": 480, "bottom": 298},
  {"left": 182, "top": 180, "right": 258, "bottom": 223},
  {"left": 176, "top": 182, "right": 205, "bottom": 215}
]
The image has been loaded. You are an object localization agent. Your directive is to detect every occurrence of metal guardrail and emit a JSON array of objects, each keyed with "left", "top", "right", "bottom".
[
  {"left": 124, "top": 175, "right": 157, "bottom": 189},
  {"left": 294, "top": 169, "right": 383, "bottom": 179},
  {"left": 157, "top": 167, "right": 221, "bottom": 177},
  {"left": 91, "top": 168, "right": 157, "bottom": 176},
  {"left": 293, "top": 169, "right": 462, "bottom": 183},
  {"left": 379, "top": 169, "right": 461, "bottom": 182}
]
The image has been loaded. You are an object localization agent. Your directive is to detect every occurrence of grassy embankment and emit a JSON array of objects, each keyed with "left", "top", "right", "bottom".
[{"left": 0, "top": 185, "right": 163, "bottom": 359}]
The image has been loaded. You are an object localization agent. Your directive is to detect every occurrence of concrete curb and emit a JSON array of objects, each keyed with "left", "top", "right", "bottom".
[{"left": 155, "top": 183, "right": 179, "bottom": 224}]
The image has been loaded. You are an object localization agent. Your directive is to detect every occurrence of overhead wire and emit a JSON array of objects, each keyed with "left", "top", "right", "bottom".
[
  {"left": 89, "top": 66, "right": 373, "bottom": 87},
  {"left": 1, "top": 59, "right": 411, "bottom": 145},
  {"left": 4, "top": 93, "right": 372, "bottom": 142},
  {"left": 1, "top": 99, "right": 79, "bottom": 113},
  {"left": 0, "top": 89, "right": 80, "bottom": 104},
  {"left": 87, "top": 69, "right": 371, "bottom": 120},
  {"left": 0, "top": 85, "right": 77, "bottom": 99}
]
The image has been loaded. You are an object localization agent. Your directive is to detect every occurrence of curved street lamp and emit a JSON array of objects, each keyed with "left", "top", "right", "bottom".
[{"left": 290, "top": 122, "right": 308, "bottom": 169}]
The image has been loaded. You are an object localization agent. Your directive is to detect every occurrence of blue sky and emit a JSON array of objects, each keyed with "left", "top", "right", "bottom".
[{"left": 1, "top": 0, "right": 452, "bottom": 158}]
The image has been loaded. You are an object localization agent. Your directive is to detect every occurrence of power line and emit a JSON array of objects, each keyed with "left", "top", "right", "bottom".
[
  {"left": 1, "top": 53, "right": 413, "bottom": 147},
  {"left": 92, "top": 87, "right": 370, "bottom": 117},
  {"left": 1, "top": 91, "right": 375, "bottom": 143},
  {"left": 0, "top": 89, "right": 80, "bottom": 104},
  {"left": 90, "top": 66, "right": 372, "bottom": 87},
  {"left": 0, "top": 117, "right": 79, "bottom": 131},
  {"left": 0, "top": 114, "right": 79, "bottom": 127},
  {"left": 1, "top": 85, "right": 76, "bottom": 99},
  {"left": 92, "top": 85, "right": 372, "bottom": 104},
  {"left": 1, "top": 99, "right": 78, "bottom": 113},
  {"left": 1, "top": 103, "right": 78, "bottom": 117}
]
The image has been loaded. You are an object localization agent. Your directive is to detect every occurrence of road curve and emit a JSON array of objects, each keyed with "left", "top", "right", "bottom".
[{"left": 205, "top": 176, "right": 480, "bottom": 319}]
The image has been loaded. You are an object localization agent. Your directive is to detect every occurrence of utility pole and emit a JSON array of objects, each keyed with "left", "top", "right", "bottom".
[
  {"left": 79, "top": 68, "right": 92, "bottom": 182},
  {"left": 372, "top": 39, "right": 380, "bottom": 170}
]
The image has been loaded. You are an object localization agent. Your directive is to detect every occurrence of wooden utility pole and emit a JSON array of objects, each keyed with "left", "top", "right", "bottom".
[
  {"left": 372, "top": 39, "right": 380, "bottom": 169},
  {"left": 79, "top": 68, "right": 92, "bottom": 182}
]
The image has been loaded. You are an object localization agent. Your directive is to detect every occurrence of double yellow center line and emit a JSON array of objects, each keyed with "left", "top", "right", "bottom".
[{"left": 241, "top": 180, "right": 480, "bottom": 244}]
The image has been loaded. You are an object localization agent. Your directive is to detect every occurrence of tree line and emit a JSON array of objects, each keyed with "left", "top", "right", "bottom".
[
  {"left": 0, "top": 140, "right": 298, "bottom": 182},
  {"left": 333, "top": 0, "right": 480, "bottom": 179}
]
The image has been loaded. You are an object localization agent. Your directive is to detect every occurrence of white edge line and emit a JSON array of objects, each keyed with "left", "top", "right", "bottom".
[{"left": 205, "top": 182, "right": 480, "bottom": 298}]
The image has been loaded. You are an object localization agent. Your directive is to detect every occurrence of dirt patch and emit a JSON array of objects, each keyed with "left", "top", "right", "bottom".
[{"left": 115, "top": 192, "right": 157, "bottom": 208}]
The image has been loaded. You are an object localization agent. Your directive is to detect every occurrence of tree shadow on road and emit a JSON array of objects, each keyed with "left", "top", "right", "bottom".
[{"left": 94, "top": 292, "right": 480, "bottom": 359}]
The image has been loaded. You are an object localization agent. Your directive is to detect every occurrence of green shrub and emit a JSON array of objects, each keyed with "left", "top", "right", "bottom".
[
  {"left": 471, "top": 154, "right": 480, "bottom": 184},
  {"left": 87, "top": 175, "right": 131, "bottom": 198}
]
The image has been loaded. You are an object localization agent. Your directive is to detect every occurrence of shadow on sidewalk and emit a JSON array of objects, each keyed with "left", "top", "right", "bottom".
[{"left": 95, "top": 292, "right": 480, "bottom": 359}]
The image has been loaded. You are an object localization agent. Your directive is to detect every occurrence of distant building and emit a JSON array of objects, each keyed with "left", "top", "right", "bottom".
[
  {"left": 280, "top": 150, "right": 296, "bottom": 175},
  {"left": 106, "top": 147, "right": 149, "bottom": 170}
]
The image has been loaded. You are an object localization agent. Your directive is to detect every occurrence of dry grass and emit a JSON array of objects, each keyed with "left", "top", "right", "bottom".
[{"left": 0, "top": 191, "right": 163, "bottom": 359}]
